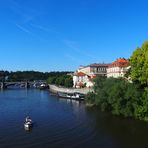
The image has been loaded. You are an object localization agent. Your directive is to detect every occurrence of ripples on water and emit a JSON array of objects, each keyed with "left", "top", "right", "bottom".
[{"left": 0, "top": 88, "right": 147, "bottom": 148}]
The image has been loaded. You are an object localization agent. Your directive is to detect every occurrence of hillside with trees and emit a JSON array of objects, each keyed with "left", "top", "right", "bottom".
[{"left": 0, "top": 71, "right": 72, "bottom": 82}]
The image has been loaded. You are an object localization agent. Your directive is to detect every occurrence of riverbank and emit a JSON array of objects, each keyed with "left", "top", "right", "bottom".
[{"left": 49, "top": 84, "right": 93, "bottom": 95}]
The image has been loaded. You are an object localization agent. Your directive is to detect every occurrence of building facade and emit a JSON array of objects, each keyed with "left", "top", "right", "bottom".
[
  {"left": 107, "top": 58, "right": 129, "bottom": 78},
  {"left": 73, "top": 59, "right": 130, "bottom": 88},
  {"left": 73, "top": 63, "right": 108, "bottom": 88},
  {"left": 78, "top": 63, "right": 109, "bottom": 76}
]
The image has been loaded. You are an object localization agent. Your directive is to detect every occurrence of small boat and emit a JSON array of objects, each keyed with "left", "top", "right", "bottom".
[
  {"left": 24, "top": 116, "right": 33, "bottom": 130},
  {"left": 57, "top": 92, "right": 85, "bottom": 100}
]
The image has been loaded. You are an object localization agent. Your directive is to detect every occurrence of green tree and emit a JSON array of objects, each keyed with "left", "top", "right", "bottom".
[
  {"left": 130, "top": 41, "right": 148, "bottom": 121},
  {"left": 47, "top": 74, "right": 73, "bottom": 88},
  {"left": 47, "top": 77, "right": 56, "bottom": 84},
  {"left": 130, "top": 41, "right": 148, "bottom": 85},
  {"left": 85, "top": 92, "right": 96, "bottom": 105},
  {"left": 64, "top": 77, "right": 73, "bottom": 87},
  {"left": 93, "top": 76, "right": 106, "bottom": 93},
  {"left": 87, "top": 77, "right": 145, "bottom": 120},
  {"left": 134, "top": 87, "right": 148, "bottom": 121}
]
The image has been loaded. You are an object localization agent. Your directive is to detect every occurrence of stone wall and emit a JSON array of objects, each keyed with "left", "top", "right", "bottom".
[{"left": 49, "top": 85, "right": 93, "bottom": 94}]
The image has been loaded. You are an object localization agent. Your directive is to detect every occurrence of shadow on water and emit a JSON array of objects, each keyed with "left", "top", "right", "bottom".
[{"left": 85, "top": 107, "right": 148, "bottom": 148}]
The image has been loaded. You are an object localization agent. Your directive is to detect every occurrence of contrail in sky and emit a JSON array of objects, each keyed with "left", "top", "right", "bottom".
[{"left": 15, "top": 23, "right": 30, "bottom": 33}]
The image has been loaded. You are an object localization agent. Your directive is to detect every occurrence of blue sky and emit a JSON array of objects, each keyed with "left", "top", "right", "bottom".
[{"left": 0, "top": 0, "right": 148, "bottom": 72}]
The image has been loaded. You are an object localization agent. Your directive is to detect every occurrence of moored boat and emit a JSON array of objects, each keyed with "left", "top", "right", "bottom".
[
  {"left": 57, "top": 92, "right": 85, "bottom": 100},
  {"left": 39, "top": 83, "right": 49, "bottom": 90}
]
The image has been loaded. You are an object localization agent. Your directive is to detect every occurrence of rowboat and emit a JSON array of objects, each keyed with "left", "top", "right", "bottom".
[{"left": 24, "top": 116, "right": 33, "bottom": 130}]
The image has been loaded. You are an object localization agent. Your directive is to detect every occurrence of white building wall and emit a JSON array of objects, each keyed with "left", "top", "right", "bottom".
[
  {"left": 73, "top": 75, "right": 90, "bottom": 88},
  {"left": 78, "top": 67, "right": 91, "bottom": 74},
  {"left": 107, "top": 66, "right": 128, "bottom": 78},
  {"left": 78, "top": 65, "right": 108, "bottom": 76},
  {"left": 73, "top": 76, "right": 78, "bottom": 87}
]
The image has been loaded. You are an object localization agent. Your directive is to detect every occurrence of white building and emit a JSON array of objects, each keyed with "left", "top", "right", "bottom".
[
  {"left": 107, "top": 58, "right": 129, "bottom": 78},
  {"left": 73, "top": 71, "right": 95, "bottom": 88},
  {"left": 78, "top": 63, "right": 109, "bottom": 76},
  {"left": 73, "top": 63, "right": 109, "bottom": 88}
]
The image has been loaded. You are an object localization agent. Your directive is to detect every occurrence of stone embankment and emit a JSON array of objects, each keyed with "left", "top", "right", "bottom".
[{"left": 49, "top": 85, "right": 93, "bottom": 95}]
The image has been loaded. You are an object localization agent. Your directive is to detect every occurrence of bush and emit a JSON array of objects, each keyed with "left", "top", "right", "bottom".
[
  {"left": 86, "top": 76, "right": 146, "bottom": 121},
  {"left": 85, "top": 92, "right": 96, "bottom": 105}
]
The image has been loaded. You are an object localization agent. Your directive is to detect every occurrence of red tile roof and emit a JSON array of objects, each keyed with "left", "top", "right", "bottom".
[
  {"left": 109, "top": 58, "right": 129, "bottom": 68},
  {"left": 74, "top": 72, "right": 87, "bottom": 76},
  {"left": 89, "top": 63, "right": 109, "bottom": 67}
]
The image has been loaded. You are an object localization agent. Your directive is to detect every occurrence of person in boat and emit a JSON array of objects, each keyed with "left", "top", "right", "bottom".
[
  {"left": 25, "top": 116, "right": 32, "bottom": 123},
  {"left": 24, "top": 116, "right": 33, "bottom": 130}
]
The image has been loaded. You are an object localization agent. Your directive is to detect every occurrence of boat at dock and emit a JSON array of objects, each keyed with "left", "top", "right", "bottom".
[
  {"left": 39, "top": 83, "right": 49, "bottom": 90},
  {"left": 57, "top": 92, "right": 85, "bottom": 100}
]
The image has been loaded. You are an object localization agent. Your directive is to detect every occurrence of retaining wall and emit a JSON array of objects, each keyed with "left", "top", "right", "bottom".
[{"left": 49, "top": 85, "right": 93, "bottom": 94}]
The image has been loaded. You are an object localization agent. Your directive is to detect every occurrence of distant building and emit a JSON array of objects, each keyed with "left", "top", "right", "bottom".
[
  {"left": 73, "top": 63, "right": 108, "bottom": 88},
  {"left": 78, "top": 63, "right": 109, "bottom": 76},
  {"left": 107, "top": 58, "right": 130, "bottom": 78},
  {"left": 66, "top": 72, "right": 74, "bottom": 77}
]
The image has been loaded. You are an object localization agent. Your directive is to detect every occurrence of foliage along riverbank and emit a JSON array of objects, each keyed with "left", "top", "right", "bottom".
[
  {"left": 86, "top": 41, "right": 148, "bottom": 121},
  {"left": 47, "top": 74, "right": 73, "bottom": 88},
  {"left": 86, "top": 76, "right": 147, "bottom": 121}
]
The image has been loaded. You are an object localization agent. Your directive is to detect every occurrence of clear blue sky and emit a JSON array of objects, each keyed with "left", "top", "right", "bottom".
[{"left": 0, "top": 0, "right": 148, "bottom": 72}]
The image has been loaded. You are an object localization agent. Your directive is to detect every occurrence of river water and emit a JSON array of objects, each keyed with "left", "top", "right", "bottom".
[{"left": 0, "top": 88, "right": 147, "bottom": 148}]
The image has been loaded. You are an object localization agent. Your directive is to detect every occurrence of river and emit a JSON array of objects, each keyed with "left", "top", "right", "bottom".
[{"left": 0, "top": 88, "right": 147, "bottom": 148}]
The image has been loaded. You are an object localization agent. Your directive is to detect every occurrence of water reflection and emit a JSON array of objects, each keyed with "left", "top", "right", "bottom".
[{"left": 86, "top": 107, "right": 148, "bottom": 148}]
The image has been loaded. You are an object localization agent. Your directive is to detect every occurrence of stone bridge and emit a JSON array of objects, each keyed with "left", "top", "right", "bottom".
[{"left": 0, "top": 81, "right": 47, "bottom": 89}]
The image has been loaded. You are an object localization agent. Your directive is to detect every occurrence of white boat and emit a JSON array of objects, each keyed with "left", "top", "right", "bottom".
[
  {"left": 57, "top": 92, "right": 85, "bottom": 100},
  {"left": 24, "top": 117, "right": 33, "bottom": 130},
  {"left": 39, "top": 83, "right": 49, "bottom": 89}
]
